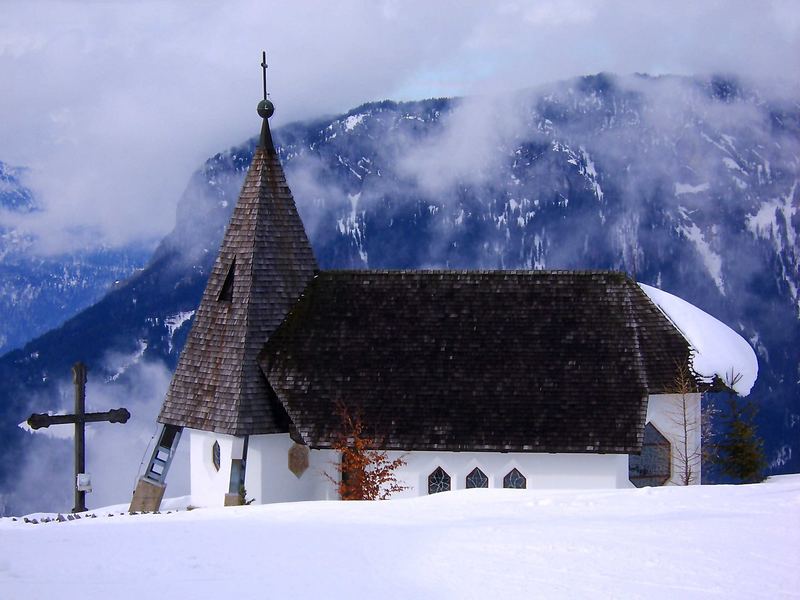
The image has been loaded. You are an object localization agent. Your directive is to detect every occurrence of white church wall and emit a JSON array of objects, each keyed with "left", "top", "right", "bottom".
[
  {"left": 645, "top": 393, "right": 703, "bottom": 485},
  {"left": 246, "top": 433, "right": 338, "bottom": 504},
  {"left": 383, "top": 450, "right": 631, "bottom": 497},
  {"left": 189, "top": 429, "right": 238, "bottom": 507},
  {"left": 194, "top": 436, "right": 638, "bottom": 506}
]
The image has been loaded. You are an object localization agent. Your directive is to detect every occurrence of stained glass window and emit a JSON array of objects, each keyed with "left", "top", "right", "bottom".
[
  {"left": 629, "top": 422, "right": 671, "bottom": 487},
  {"left": 465, "top": 467, "right": 489, "bottom": 488},
  {"left": 503, "top": 468, "right": 526, "bottom": 489},
  {"left": 428, "top": 467, "right": 451, "bottom": 494}
]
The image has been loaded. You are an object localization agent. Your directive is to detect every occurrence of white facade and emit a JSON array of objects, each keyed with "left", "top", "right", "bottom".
[
  {"left": 244, "top": 433, "right": 338, "bottom": 504},
  {"left": 188, "top": 430, "right": 241, "bottom": 506},
  {"left": 189, "top": 433, "right": 632, "bottom": 507},
  {"left": 385, "top": 450, "right": 631, "bottom": 496},
  {"left": 187, "top": 393, "right": 702, "bottom": 506},
  {"left": 189, "top": 430, "right": 339, "bottom": 507}
]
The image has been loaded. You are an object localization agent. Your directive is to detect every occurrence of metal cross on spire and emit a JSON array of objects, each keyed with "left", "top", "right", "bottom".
[
  {"left": 261, "top": 50, "right": 268, "bottom": 101},
  {"left": 256, "top": 50, "right": 275, "bottom": 150},
  {"left": 257, "top": 51, "right": 275, "bottom": 121}
]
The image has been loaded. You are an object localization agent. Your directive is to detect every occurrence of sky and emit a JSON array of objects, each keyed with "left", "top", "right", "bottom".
[{"left": 1, "top": 0, "right": 799, "bottom": 254}]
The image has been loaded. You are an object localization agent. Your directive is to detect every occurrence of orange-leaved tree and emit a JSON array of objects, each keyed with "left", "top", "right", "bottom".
[{"left": 326, "top": 403, "right": 407, "bottom": 500}]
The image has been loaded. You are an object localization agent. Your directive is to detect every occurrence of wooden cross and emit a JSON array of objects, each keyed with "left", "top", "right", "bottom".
[{"left": 26, "top": 362, "right": 130, "bottom": 513}]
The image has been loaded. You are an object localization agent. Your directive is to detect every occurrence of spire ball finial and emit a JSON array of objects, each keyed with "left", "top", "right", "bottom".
[{"left": 258, "top": 99, "right": 275, "bottom": 119}]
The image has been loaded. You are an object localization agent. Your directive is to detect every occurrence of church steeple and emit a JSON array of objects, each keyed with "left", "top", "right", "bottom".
[{"left": 157, "top": 54, "right": 318, "bottom": 435}]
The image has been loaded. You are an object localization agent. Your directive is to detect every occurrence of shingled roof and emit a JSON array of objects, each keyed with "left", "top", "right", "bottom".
[
  {"left": 258, "top": 270, "right": 692, "bottom": 454},
  {"left": 158, "top": 118, "right": 318, "bottom": 435}
]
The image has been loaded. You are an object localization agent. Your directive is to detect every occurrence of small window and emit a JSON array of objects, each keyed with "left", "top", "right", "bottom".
[
  {"left": 465, "top": 467, "right": 489, "bottom": 489},
  {"left": 629, "top": 422, "right": 671, "bottom": 487},
  {"left": 428, "top": 467, "right": 451, "bottom": 494},
  {"left": 212, "top": 441, "right": 221, "bottom": 471},
  {"left": 218, "top": 259, "right": 235, "bottom": 302},
  {"left": 503, "top": 468, "right": 526, "bottom": 489},
  {"left": 228, "top": 459, "right": 243, "bottom": 493}
]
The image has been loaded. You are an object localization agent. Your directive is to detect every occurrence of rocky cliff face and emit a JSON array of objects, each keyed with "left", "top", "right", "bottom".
[
  {"left": 0, "top": 161, "right": 148, "bottom": 355},
  {"left": 1, "top": 73, "right": 797, "bottom": 514}
]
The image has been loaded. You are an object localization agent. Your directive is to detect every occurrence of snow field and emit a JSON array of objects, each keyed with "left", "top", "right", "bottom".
[{"left": 1, "top": 476, "right": 798, "bottom": 600}]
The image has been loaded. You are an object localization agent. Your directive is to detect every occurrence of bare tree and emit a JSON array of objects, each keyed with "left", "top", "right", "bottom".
[
  {"left": 667, "top": 363, "right": 702, "bottom": 485},
  {"left": 701, "top": 394, "right": 720, "bottom": 469}
]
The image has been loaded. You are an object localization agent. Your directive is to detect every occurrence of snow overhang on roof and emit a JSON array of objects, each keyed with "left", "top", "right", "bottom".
[{"left": 638, "top": 283, "right": 758, "bottom": 396}]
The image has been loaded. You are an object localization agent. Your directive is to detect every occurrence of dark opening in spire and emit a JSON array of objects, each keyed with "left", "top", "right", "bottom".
[{"left": 218, "top": 259, "right": 235, "bottom": 302}]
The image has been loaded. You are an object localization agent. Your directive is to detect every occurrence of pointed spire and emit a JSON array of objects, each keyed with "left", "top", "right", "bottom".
[{"left": 158, "top": 56, "right": 318, "bottom": 435}]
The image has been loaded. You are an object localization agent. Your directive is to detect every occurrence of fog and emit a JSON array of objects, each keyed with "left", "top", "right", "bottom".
[
  {"left": 8, "top": 358, "right": 189, "bottom": 514},
  {"left": 1, "top": 0, "right": 798, "bottom": 255}
]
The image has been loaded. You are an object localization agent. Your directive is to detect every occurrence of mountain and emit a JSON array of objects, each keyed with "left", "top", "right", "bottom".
[
  {"left": 1, "top": 73, "right": 797, "bottom": 514},
  {"left": 0, "top": 161, "right": 149, "bottom": 355}
]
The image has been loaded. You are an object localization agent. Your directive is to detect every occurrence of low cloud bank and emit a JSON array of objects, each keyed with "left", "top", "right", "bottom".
[{"left": 8, "top": 359, "right": 188, "bottom": 515}]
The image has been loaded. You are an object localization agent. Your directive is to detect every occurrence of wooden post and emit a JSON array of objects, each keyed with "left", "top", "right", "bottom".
[{"left": 72, "top": 362, "right": 87, "bottom": 513}]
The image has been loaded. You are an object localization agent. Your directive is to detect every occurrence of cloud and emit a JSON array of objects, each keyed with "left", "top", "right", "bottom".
[
  {"left": 0, "top": 1, "right": 798, "bottom": 255},
  {"left": 397, "top": 93, "right": 527, "bottom": 196},
  {"left": 289, "top": 153, "right": 354, "bottom": 245}
]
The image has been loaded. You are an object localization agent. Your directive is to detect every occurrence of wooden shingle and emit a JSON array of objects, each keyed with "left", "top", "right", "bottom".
[
  {"left": 157, "top": 124, "right": 317, "bottom": 435},
  {"left": 259, "top": 271, "right": 691, "bottom": 454}
]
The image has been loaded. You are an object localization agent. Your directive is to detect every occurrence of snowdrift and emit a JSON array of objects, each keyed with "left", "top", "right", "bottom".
[{"left": 1, "top": 476, "right": 797, "bottom": 599}]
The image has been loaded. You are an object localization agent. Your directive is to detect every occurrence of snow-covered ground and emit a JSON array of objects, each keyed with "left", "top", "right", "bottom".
[{"left": 1, "top": 476, "right": 798, "bottom": 599}]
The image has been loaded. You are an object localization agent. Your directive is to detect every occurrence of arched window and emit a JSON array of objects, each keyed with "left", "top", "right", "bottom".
[
  {"left": 465, "top": 467, "right": 489, "bottom": 489},
  {"left": 503, "top": 468, "right": 526, "bottom": 489},
  {"left": 629, "top": 422, "right": 671, "bottom": 487},
  {"left": 428, "top": 467, "right": 451, "bottom": 494}
]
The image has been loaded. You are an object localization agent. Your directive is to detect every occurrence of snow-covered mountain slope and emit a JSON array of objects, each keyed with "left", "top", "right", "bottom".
[
  {"left": 0, "top": 161, "right": 148, "bottom": 355},
  {"left": 0, "top": 73, "right": 797, "bottom": 515},
  {"left": 2, "top": 476, "right": 798, "bottom": 599}
]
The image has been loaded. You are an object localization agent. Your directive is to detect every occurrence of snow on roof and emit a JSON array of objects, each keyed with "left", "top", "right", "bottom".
[{"left": 638, "top": 283, "right": 758, "bottom": 396}]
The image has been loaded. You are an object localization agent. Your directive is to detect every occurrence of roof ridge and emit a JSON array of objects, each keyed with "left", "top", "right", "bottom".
[{"left": 318, "top": 269, "right": 630, "bottom": 276}]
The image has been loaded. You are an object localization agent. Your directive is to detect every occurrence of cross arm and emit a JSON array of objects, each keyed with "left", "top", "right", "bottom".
[{"left": 26, "top": 408, "right": 131, "bottom": 430}]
